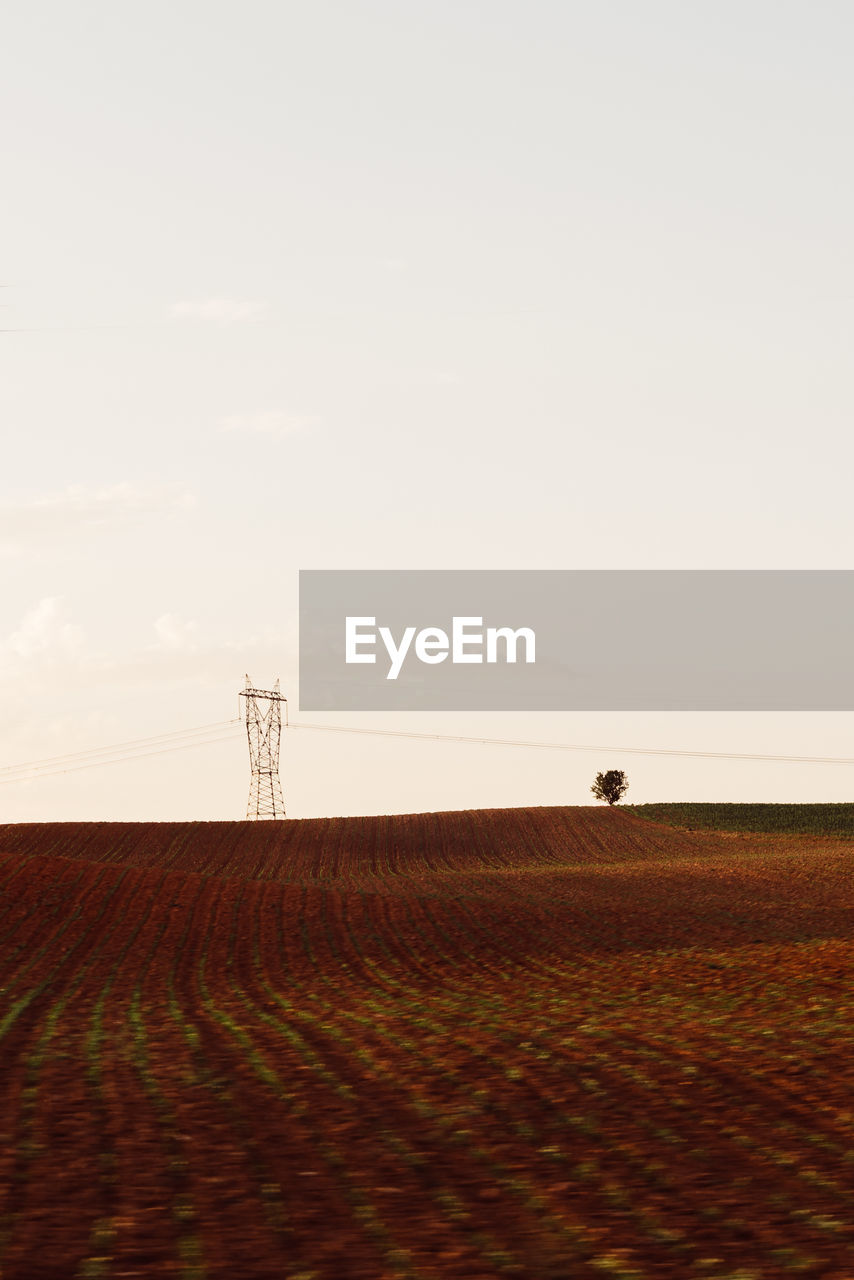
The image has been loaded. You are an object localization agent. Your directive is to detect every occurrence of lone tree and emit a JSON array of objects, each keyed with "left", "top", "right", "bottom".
[{"left": 591, "top": 769, "right": 629, "bottom": 806}]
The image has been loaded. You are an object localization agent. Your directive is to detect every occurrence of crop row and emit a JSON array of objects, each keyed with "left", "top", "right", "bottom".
[{"left": 0, "top": 810, "right": 852, "bottom": 1277}]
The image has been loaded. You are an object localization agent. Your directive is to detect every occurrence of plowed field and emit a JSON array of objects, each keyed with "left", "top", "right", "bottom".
[{"left": 0, "top": 807, "right": 852, "bottom": 1279}]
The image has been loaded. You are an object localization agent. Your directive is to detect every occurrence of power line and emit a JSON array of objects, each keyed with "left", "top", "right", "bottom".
[
  {"left": 1, "top": 730, "right": 241, "bottom": 785},
  {"left": 3, "top": 714, "right": 853, "bottom": 790},
  {"left": 1, "top": 731, "right": 242, "bottom": 786},
  {"left": 0, "top": 719, "right": 240, "bottom": 776},
  {"left": 0, "top": 721, "right": 242, "bottom": 785},
  {"left": 287, "top": 721, "right": 854, "bottom": 767}
]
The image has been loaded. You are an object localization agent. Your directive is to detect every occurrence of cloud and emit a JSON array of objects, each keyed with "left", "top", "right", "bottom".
[
  {"left": 4, "top": 597, "right": 84, "bottom": 665},
  {"left": 219, "top": 411, "right": 317, "bottom": 439},
  {"left": 152, "top": 613, "right": 198, "bottom": 652},
  {"left": 0, "top": 598, "right": 98, "bottom": 709},
  {"left": 94, "top": 620, "right": 294, "bottom": 689},
  {"left": 0, "top": 595, "right": 292, "bottom": 697},
  {"left": 0, "top": 483, "right": 197, "bottom": 551},
  {"left": 170, "top": 298, "right": 265, "bottom": 324}
]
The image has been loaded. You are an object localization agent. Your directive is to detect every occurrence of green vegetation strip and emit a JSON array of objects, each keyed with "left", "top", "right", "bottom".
[{"left": 630, "top": 803, "right": 854, "bottom": 838}]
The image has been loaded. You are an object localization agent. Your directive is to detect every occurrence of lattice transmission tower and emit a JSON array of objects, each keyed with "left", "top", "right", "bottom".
[{"left": 239, "top": 676, "right": 287, "bottom": 819}]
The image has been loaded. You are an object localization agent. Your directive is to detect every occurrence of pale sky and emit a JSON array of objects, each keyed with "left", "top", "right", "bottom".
[{"left": 3, "top": 1, "right": 853, "bottom": 820}]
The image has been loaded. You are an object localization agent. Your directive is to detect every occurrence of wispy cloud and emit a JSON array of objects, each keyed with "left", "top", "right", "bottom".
[
  {"left": 7, "top": 597, "right": 84, "bottom": 659},
  {"left": 0, "top": 597, "right": 292, "bottom": 696},
  {"left": 0, "top": 483, "right": 196, "bottom": 550},
  {"left": 152, "top": 613, "right": 198, "bottom": 653},
  {"left": 219, "top": 411, "right": 317, "bottom": 439},
  {"left": 0, "top": 597, "right": 89, "bottom": 699},
  {"left": 102, "top": 619, "right": 294, "bottom": 688},
  {"left": 170, "top": 298, "right": 265, "bottom": 324}
]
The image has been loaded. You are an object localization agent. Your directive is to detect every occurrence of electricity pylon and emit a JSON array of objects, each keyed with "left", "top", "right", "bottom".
[{"left": 239, "top": 676, "right": 287, "bottom": 819}]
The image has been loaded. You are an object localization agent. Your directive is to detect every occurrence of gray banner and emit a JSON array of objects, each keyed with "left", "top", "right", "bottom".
[{"left": 298, "top": 570, "right": 854, "bottom": 711}]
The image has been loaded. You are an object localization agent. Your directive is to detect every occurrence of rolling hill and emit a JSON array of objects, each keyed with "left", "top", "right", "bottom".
[{"left": 0, "top": 807, "right": 852, "bottom": 1278}]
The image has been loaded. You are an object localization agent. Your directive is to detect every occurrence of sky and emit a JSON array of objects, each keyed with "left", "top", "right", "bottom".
[{"left": 3, "top": 0, "right": 853, "bottom": 821}]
